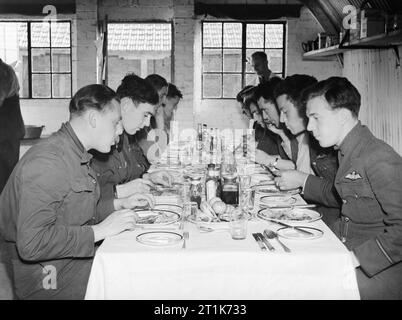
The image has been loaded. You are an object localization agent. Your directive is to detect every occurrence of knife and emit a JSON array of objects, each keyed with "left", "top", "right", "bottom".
[
  {"left": 252, "top": 233, "right": 267, "bottom": 251},
  {"left": 259, "top": 204, "right": 317, "bottom": 209},
  {"left": 257, "top": 233, "right": 275, "bottom": 251},
  {"left": 262, "top": 219, "right": 315, "bottom": 236}
]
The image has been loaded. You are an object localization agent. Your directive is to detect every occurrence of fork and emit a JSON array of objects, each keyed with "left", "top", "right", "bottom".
[
  {"left": 264, "top": 229, "right": 291, "bottom": 253},
  {"left": 182, "top": 231, "right": 189, "bottom": 249}
]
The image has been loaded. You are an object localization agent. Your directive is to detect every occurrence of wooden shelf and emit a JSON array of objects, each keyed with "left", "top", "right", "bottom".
[
  {"left": 303, "top": 29, "right": 402, "bottom": 61},
  {"left": 303, "top": 45, "right": 345, "bottom": 61}
]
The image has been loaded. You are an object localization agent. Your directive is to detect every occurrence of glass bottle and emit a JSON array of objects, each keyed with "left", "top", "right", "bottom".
[
  {"left": 205, "top": 164, "right": 218, "bottom": 202},
  {"left": 205, "top": 163, "right": 222, "bottom": 202},
  {"left": 189, "top": 176, "right": 203, "bottom": 208},
  {"left": 221, "top": 174, "right": 239, "bottom": 205},
  {"left": 197, "top": 123, "right": 203, "bottom": 151}
]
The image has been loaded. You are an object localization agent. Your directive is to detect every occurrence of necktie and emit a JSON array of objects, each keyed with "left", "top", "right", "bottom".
[{"left": 290, "top": 137, "right": 299, "bottom": 163}]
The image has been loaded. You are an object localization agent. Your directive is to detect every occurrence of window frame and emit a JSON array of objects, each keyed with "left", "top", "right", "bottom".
[
  {"left": 0, "top": 20, "right": 73, "bottom": 99},
  {"left": 106, "top": 20, "right": 175, "bottom": 85},
  {"left": 201, "top": 20, "right": 286, "bottom": 100}
]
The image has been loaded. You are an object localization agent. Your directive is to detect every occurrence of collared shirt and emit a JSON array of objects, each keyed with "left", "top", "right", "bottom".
[
  {"left": 295, "top": 132, "right": 315, "bottom": 175},
  {"left": 333, "top": 121, "right": 402, "bottom": 279},
  {"left": 301, "top": 134, "right": 340, "bottom": 208},
  {"left": 0, "top": 122, "right": 97, "bottom": 299}
]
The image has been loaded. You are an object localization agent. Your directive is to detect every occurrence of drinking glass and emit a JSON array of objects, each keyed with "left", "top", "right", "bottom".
[
  {"left": 229, "top": 208, "right": 248, "bottom": 240},
  {"left": 183, "top": 201, "right": 198, "bottom": 221}
]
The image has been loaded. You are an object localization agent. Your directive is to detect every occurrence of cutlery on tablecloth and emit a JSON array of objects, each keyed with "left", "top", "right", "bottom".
[
  {"left": 259, "top": 204, "right": 317, "bottom": 209},
  {"left": 182, "top": 231, "right": 189, "bottom": 249},
  {"left": 264, "top": 229, "right": 291, "bottom": 253},
  {"left": 257, "top": 232, "right": 275, "bottom": 251},
  {"left": 252, "top": 233, "right": 267, "bottom": 251},
  {"left": 263, "top": 219, "right": 315, "bottom": 236}
]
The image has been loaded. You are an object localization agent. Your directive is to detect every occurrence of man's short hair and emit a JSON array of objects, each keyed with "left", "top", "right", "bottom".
[
  {"left": 69, "top": 84, "right": 119, "bottom": 115},
  {"left": 145, "top": 74, "right": 168, "bottom": 91},
  {"left": 251, "top": 51, "right": 267, "bottom": 61},
  {"left": 117, "top": 73, "right": 159, "bottom": 105},
  {"left": 236, "top": 85, "right": 256, "bottom": 103},
  {"left": 167, "top": 83, "right": 183, "bottom": 99},
  {"left": 255, "top": 77, "right": 282, "bottom": 103},
  {"left": 303, "top": 77, "right": 361, "bottom": 118},
  {"left": 244, "top": 96, "right": 259, "bottom": 110},
  {"left": 274, "top": 74, "right": 318, "bottom": 117}
]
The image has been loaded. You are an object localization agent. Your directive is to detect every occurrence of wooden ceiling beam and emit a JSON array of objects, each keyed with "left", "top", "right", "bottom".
[{"left": 297, "top": 0, "right": 339, "bottom": 35}]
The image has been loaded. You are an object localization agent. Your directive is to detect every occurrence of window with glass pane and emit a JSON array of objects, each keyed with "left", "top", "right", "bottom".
[
  {"left": 202, "top": 22, "right": 242, "bottom": 99},
  {"left": 202, "top": 21, "right": 285, "bottom": 99},
  {"left": 107, "top": 23, "right": 172, "bottom": 91},
  {"left": 245, "top": 23, "right": 285, "bottom": 86},
  {"left": 0, "top": 21, "right": 72, "bottom": 99}
]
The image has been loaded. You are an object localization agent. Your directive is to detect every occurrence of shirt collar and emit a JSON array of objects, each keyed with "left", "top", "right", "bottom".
[
  {"left": 337, "top": 121, "right": 363, "bottom": 157},
  {"left": 61, "top": 122, "right": 93, "bottom": 164}
]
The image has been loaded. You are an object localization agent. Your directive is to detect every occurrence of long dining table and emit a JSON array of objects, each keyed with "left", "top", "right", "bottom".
[{"left": 85, "top": 168, "right": 360, "bottom": 299}]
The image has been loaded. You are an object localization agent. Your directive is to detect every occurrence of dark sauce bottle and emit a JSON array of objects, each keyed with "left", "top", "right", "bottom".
[{"left": 221, "top": 175, "right": 238, "bottom": 205}]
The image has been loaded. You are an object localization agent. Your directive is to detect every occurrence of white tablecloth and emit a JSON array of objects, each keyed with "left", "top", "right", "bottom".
[{"left": 85, "top": 207, "right": 360, "bottom": 299}]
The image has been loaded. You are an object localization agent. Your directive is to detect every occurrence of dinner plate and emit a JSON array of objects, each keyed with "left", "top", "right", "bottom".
[
  {"left": 257, "top": 208, "right": 322, "bottom": 224},
  {"left": 250, "top": 173, "right": 275, "bottom": 187},
  {"left": 276, "top": 226, "right": 324, "bottom": 240},
  {"left": 134, "top": 209, "right": 181, "bottom": 226},
  {"left": 253, "top": 185, "right": 301, "bottom": 196},
  {"left": 152, "top": 203, "right": 183, "bottom": 214},
  {"left": 252, "top": 184, "right": 278, "bottom": 193},
  {"left": 259, "top": 195, "right": 297, "bottom": 206},
  {"left": 136, "top": 231, "right": 183, "bottom": 246},
  {"left": 187, "top": 211, "right": 252, "bottom": 225},
  {"left": 151, "top": 184, "right": 182, "bottom": 197}
]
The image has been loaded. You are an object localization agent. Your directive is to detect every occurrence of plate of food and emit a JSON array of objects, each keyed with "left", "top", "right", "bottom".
[
  {"left": 250, "top": 173, "right": 275, "bottom": 186},
  {"left": 134, "top": 209, "right": 181, "bottom": 226},
  {"left": 187, "top": 199, "right": 251, "bottom": 226},
  {"left": 257, "top": 208, "right": 322, "bottom": 224},
  {"left": 276, "top": 226, "right": 324, "bottom": 240},
  {"left": 150, "top": 184, "right": 182, "bottom": 197},
  {"left": 253, "top": 184, "right": 301, "bottom": 196},
  {"left": 136, "top": 231, "right": 183, "bottom": 246},
  {"left": 152, "top": 203, "right": 183, "bottom": 214},
  {"left": 259, "top": 195, "right": 297, "bottom": 207}
]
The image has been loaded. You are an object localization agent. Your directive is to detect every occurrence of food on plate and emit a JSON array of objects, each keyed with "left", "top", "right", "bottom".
[
  {"left": 208, "top": 197, "right": 221, "bottom": 207},
  {"left": 136, "top": 211, "right": 174, "bottom": 224},
  {"left": 212, "top": 201, "right": 226, "bottom": 215},
  {"left": 200, "top": 200, "right": 216, "bottom": 218},
  {"left": 224, "top": 204, "right": 235, "bottom": 215},
  {"left": 261, "top": 208, "right": 313, "bottom": 221}
]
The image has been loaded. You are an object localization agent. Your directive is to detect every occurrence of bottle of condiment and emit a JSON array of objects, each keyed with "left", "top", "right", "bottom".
[
  {"left": 205, "top": 164, "right": 222, "bottom": 201},
  {"left": 221, "top": 175, "right": 238, "bottom": 205},
  {"left": 205, "top": 164, "right": 218, "bottom": 202},
  {"left": 189, "top": 176, "right": 203, "bottom": 208},
  {"left": 197, "top": 123, "right": 203, "bottom": 150}
]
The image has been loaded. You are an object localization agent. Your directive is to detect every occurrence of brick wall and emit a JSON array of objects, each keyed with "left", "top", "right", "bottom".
[
  {"left": 4, "top": 1, "right": 341, "bottom": 136},
  {"left": 0, "top": 11, "right": 77, "bottom": 135},
  {"left": 98, "top": 0, "right": 195, "bottom": 132}
]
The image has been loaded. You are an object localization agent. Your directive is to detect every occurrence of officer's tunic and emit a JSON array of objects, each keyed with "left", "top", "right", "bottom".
[{"left": 333, "top": 122, "right": 402, "bottom": 299}]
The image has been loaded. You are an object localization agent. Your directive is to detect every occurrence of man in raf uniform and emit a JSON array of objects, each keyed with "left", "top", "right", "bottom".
[{"left": 304, "top": 77, "right": 402, "bottom": 299}]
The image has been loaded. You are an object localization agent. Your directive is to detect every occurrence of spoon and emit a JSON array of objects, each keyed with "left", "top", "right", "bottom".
[{"left": 264, "top": 229, "right": 291, "bottom": 253}]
